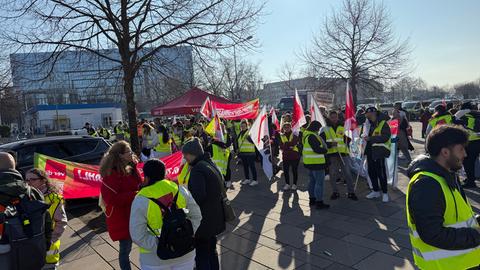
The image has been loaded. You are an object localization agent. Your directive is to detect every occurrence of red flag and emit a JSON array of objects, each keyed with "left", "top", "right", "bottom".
[
  {"left": 270, "top": 107, "right": 280, "bottom": 131},
  {"left": 292, "top": 90, "right": 306, "bottom": 135},
  {"left": 200, "top": 97, "right": 213, "bottom": 119},
  {"left": 344, "top": 81, "right": 357, "bottom": 131}
]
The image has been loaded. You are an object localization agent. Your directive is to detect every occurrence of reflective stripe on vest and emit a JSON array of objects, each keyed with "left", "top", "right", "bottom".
[
  {"left": 324, "top": 126, "right": 348, "bottom": 154},
  {"left": 212, "top": 144, "right": 230, "bottom": 176},
  {"left": 154, "top": 134, "right": 172, "bottom": 153},
  {"left": 45, "top": 193, "right": 63, "bottom": 264},
  {"left": 429, "top": 115, "right": 453, "bottom": 129},
  {"left": 136, "top": 180, "right": 187, "bottom": 254},
  {"left": 371, "top": 120, "right": 391, "bottom": 151},
  {"left": 280, "top": 133, "right": 299, "bottom": 152},
  {"left": 177, "top": 164, "right": 191, "bottom": 186},
  {"left": 406, "top": 171, "right": 480, "bottom": 270},
  {"left": 302, "top": 131, "right": 326, "bottom": 165},
  {"left": 238, "top": 132, "right": 255, "bottom": 153}
]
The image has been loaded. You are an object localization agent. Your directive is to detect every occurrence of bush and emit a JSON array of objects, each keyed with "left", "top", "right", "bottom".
[{"left": 0, "top": 125, "right": 11, "bottom": 138}]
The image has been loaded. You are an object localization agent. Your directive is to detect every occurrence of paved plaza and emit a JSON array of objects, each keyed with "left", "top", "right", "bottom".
[{"left": 58, "top": 123, "right": 480, "bottom": 269}]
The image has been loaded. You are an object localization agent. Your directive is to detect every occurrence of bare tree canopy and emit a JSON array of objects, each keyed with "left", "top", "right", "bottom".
[
  {"left": 302, "top": 0, "right": 410, "bottom": 104},
  {"left": 1, "top": 0, "right": 264, "bottom": 152}
]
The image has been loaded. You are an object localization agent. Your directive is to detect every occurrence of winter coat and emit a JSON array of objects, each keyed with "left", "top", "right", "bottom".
[
  {"left": 279, "top": 131, "right": 301, "bottom": 161},
  {"left": 364, "top": 113, "right": 391, "bottom": 160},
  {"left": 407, "top": 155, "right": 480, "bottom": 249},
  {"left": 101, "top": 168, "right": 142, "bottom": 241},
  {"left": 187, "top": 153, "right": 226, "bottom": 240}
]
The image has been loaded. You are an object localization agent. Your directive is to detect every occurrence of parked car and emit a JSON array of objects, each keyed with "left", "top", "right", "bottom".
[
  {"left": 0, "top": 136, "right": 111, "bottom": 174},
  {"left": 402, "top": 101, "right": 423, "bottom": 120},
  {"left": 378, "top": 103, "right": 394, "bottom": 115}
]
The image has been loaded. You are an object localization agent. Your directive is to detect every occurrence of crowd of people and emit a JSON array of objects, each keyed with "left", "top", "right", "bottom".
[{"left": 2, "top": 98, "right": 480, "bottom": 270}]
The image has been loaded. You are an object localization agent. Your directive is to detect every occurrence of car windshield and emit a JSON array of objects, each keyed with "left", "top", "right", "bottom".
[
  {"left": 402, "top": 102, "right": 417, "bottom": 109},
  {"left": 429, "top": 100, "right": 443, "bottom": 108}
]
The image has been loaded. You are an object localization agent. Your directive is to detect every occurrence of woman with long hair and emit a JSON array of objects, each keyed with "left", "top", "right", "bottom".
[
  {"left": 153, "top": 124, "right": 172, "bottom": 158},
  {"left": 25, "top": 169, "right": 67, "bottom": 270},
  {"left": 100, "top": 141, "right": 142, "bottom": 270},
  {"left": 142, "top": 123, "right": 158, "bottom": 161}
]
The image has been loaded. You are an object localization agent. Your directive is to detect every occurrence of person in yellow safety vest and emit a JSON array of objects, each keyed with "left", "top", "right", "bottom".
[
  {"left": 279, "top": 122, "right": 301, "bottom": 191},
  {"left": 237, "top": 120, "right": 258, "bottom": 186},
  {"left": 98, "top": 126, "right": 111, "bottom": 140},
  {"left": 208, "top": 122, "right": 233, "bottom": 188},
  {"left": 154, "top": 125, "right": 172, "bottom": 158},
  {"left": 84, "top": 122, "right": 98, "bottom": 136},
  {"left": 114, "top": 121, "right": 125, "bottom": 141},
  {"left": 323, "top": 111, "right": 358, "bottom": 201},
  {"left": 363, "top": 107, "right": 392, "bottom": 203},
  {"left": 25, "top": 169, "right": 68, "bottom": 270},
  {"left": 129, "top": 159, "right": 202, "bottom": 270},
  {"left": 122, "top": 123, "right": 131, "bottom": 142},
  {"left": 426, "top": 104, "right": 453, "bottom": 137},
  {"left": 407, "top": 125, "right": 480, "bottom": 270},
  {"left": 171, "top": 122, "right": 184, "bottom": 149},
  {"left": 302, "top": 120, "right": 329, "bottom": 209},
  {"left": 141, "top": 124, "right": 158, "bottom": 161},
  {"left": 454, "top": 102, "right": 480, "bottom": 189}
]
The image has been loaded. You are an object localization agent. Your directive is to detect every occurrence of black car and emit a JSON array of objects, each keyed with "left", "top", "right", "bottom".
[{"left": 0, "top": 136, "right": 111, "bottom": 173}]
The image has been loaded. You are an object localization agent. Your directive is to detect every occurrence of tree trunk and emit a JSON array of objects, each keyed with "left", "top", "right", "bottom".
[{"left": 123, "top": 68, "right": 140, "bottom": 154}]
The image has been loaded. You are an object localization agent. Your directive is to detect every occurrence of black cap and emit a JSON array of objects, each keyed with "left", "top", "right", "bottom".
[{"left": 365, "top": 107, "right": 378, "bottom": 113}]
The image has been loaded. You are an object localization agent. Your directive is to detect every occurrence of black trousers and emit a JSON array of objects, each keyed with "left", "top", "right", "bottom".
[
  {"left": 195, "top": 236, "right": 219, "bottom": 270},
  {"left": 283, "top": 159, "right": 300, "bottom": 185},
  {"left": 225, "top": 153, "right": 232, "bottom": 182},
  {"left": 464, "top": 140, "right": 480, "bottom": 185},
  {"left": 367, "top": 154, "right": 388, "bottom": 193}
]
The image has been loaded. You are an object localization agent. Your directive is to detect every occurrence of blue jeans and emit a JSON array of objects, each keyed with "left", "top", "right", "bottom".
[
  {"left": 119, "top": 239, "right": 132, "bottom": 270},
  {"left": 308, "top": 170, "right": 325, "bottom": 202}
]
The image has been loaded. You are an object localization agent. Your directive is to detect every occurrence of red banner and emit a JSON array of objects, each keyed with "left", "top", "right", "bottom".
[
  {"left": 34, "top": 152, "right": 183, "bottom": 199},
  {"left": 201, "top": 98, "right": 259, "bottom": 120}
]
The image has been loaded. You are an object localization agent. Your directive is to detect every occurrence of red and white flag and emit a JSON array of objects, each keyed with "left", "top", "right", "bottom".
[
  {"left": 200, "top": 97, "right": 213, "bottom": 119},
  {"left": 344, "top": 81, "right": 357, "bottom": 135},
  {"left": 270, "top": 107, "right": 280, "bottom": 131},
  {"left": 249, "top": 107, "right": 273, "bottom": 179},
  {"left": 291, "top": 90, "right": 306, "bottom": 135},
  {"left": 309, "top": 94, "right": 327, "bottom": 127}
]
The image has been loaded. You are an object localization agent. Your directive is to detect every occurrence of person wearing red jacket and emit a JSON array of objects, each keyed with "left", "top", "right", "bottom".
[
  {"left": 99, "top": 141, "right": 142, "bottom": 270},
  {"left": 279, "top": 122, "right": 301, "bottom": 191}
]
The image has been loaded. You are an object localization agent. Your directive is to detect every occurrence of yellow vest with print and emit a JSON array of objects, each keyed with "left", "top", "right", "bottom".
[
  {"left": 280, "top": 133, "right": 299, "bottom": 152},
  {"left": 212, "top": 144, "right": 230, "bottom": 176},
  {"left": 154, "top": 134, "right": 172, "bottom": 153},
  {"left": 371, "top": 120, "right": 391, "bottom": 153},
  {"left": 324, "top": 126, "right": 348, "bottom": 154},
  {"left": 45, "top": 192, "right": 63, "bottom": 264},
  {"left": 238, "top": 132, "right": 255, "bottom": 153},
  {"left": 429, "top": 115, "right": 453, "bottom": 129},
  {"left": 406, "top": 171, "right": 480, "bottom": 270},
  {"left": 302, "top": 131, "right": 326, "bottom": 165},
  {"left": 136, "top": 180, "right": 187, "bottom": 254}
]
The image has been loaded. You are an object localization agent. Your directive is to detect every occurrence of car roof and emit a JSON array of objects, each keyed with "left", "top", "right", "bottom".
[{"left": 0, "top": 135, "right": 102, "bottom": 150}]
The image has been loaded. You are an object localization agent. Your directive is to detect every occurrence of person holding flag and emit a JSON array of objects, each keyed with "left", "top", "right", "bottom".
[
  {"left": 237, "top": 120, "right": 258, "bottom": 186},
  {"left": 303, "top": 120, "right": 329, "bottom": 209},
  {"left": 206, "top": 115, "right": 234, "bottom": 189},
  {"left": 324, "top": 111, "right": 358, "bottom": 201},
  {"left": 279, "top": 122, "right": 301, "bottom": 191}
]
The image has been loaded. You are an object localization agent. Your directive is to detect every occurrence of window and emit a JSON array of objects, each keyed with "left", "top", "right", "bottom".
[{"left": 61, "top": 140, "right": 99, "bottom": 156}]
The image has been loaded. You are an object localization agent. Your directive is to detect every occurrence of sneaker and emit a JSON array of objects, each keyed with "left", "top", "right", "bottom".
[
  {"left": 291, "top": 184, "right": 297, "bottom": 190},
  {"left": 315, "top": 201, "right": 330, "bottom": 210},
  {"left": 225, "top": 181, "right": 232, "bottom": 188},
  {"left": 330, "top": 192, "right": 340, "bottom": 200},
  {"left": 382, "top": 193, "right": 389, "bottom": 203},
  {"left": 283, "top": 184, "right": 290, "bottom": 191},
  {"left": 249, "top": 180, "right": 259, "bottom": 187},
  {"left": 241, "top": 179, "right": 251, "bottom": 185},
  {"left": 309, "top": 198, "right": 316, "bottom": 206},
  {"left": 347, "top": 193, "right": 359, "bottom": 201},
  {"left": 366, "top": 191, "right": 381, "bottom": 199}
]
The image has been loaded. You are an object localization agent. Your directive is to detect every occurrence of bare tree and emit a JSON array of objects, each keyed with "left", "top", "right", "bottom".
[
  {"left": 2, "top": 0, "right": 264, "bottom": 152},
  {"left": 455, "top": 82, "right": 480, "bottom": 99},
  {"left": 391, "top": 76, "right": 427, "bottom": 101},
  {"left": 302, "top": 0, "right": 410, "bottom": 105}
]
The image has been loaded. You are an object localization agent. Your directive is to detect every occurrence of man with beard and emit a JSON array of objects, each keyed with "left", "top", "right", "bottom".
[{"left": 406, "top": 125, "right": 480, "bottom": 270}]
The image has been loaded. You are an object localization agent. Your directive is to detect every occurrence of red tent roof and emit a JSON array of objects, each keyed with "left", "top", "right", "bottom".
[{"left": 150, "top": 87, "right": 232, "bottom": 116}]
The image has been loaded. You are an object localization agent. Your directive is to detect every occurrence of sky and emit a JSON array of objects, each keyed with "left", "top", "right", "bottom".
[{"left": 248, "top": 0, "right": 480, "bottom": 87}]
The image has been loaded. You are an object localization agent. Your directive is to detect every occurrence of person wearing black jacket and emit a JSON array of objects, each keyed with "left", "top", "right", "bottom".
[
  {"left": 182, "top": 138, "right": 225, "bottom": 270},
  {"left": 363, "top": 107, "right": 392, "bottom": 202},
  {"left": 303, "top": 121, "right": 329, "bottom": 209},
  {"left": 237, "top": 121, "right": 258, "bottom": 186},
  {"left": 407, "top": 125, "right": 480, "bottom": 269}
]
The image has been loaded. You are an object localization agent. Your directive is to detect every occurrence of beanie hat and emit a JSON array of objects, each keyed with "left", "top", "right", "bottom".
[{"left": 182, "top": 137, "right": 204, "bottom": 157}]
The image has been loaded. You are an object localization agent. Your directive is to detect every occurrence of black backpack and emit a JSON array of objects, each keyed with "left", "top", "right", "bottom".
[
  {"left": 0, "top": 187, "right": 49, "bottom": 270},
  {"left": 146, "top": 191, "right": 195, "bottom": 260}
]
